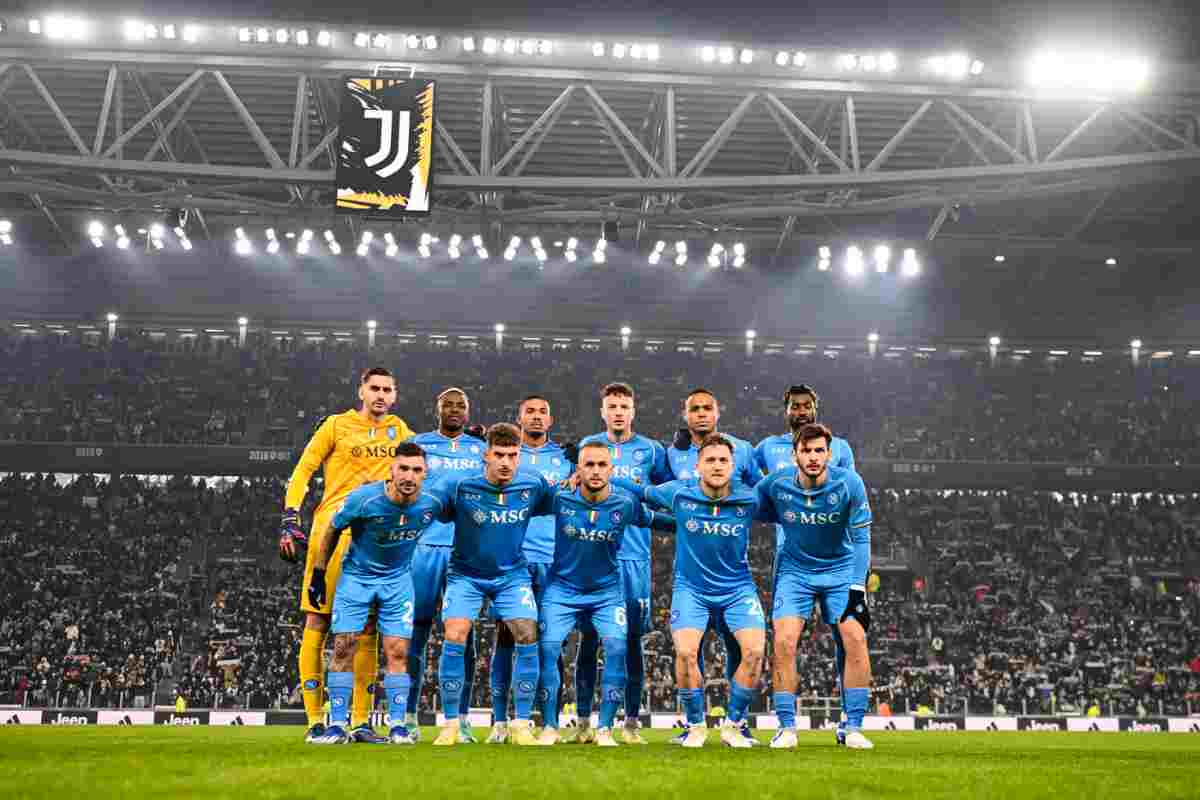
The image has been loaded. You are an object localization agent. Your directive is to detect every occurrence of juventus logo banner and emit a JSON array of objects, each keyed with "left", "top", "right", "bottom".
[{"left": 336, "top": 77, "right": 435, "bottom": 215}]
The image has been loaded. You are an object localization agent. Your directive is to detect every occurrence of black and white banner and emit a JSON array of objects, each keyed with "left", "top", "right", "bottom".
[{"left": 336, "top": 77, "right": 435, "bottom": 216}]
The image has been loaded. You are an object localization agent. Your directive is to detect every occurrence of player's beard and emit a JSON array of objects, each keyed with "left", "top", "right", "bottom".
[
  {"left": 701, "top": 475, "right": 731, "bottom": 495},
  {"left": 788, "top": 414, "right": 814, "bottom": 432},
  {"left": 801, "top": 464, "right": 827, "bottom": 483},
  {"left": 441, "top": 417, "right": 464, "bottom": 435}
]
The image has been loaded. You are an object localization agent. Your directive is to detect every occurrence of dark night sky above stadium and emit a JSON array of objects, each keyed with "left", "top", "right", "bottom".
[{"left": 31, "top": 0, "right": 1200, "bottom": 60}]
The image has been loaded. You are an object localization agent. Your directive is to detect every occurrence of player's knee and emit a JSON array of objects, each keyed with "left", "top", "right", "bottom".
[
  {"left": 443, "top": 619, "right": 472, "bottom": 643},
  {"left": 508, "top": 619, "right": 538, "bottom": 645},
  {"left": 331, "top": 633, "right": 357, "bottom": 666},
  {"left": 383, "top": 638, "right": 408, "bottom": 665},
  {"left": 837, "top": 620, "right": 867, "bottom": 651}
]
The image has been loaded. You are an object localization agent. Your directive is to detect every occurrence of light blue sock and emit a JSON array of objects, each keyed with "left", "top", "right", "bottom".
[
  {"left": 460, "top": 627, "right": 476, "bottom": 719},
  {"left": 438, "top": 642, "right": 466, "bottom": 721},
  {"left": 406, "top": 623, "right": 432, "bottom": 715},
  {"left": 384, "top": 673, "right": 410, "bottom": 726},
  {"left": 513, "top": 643, "right": 540, "bottom": 721},
  {"left": 845, "top": 687, "right": 869, "bottom": 730},
  {"left": 728, "top": 681, "right": 755, "bottom": 723},
  {"left": 327, "top": 671, "right": 354, "bottom": 728},
  {"left": 575, "top": 629, "right": 599, "bottom": 719},
  {"left": 774, "top": 691, "right": 797, "bottom": 730},
  {"left": 599, "top": 637, "right": 627, "bottom": 730},
  {"left": 682, "top": 687, "right": 705, "bottom": 725},
  {"left": 490, "top": 644, "right": 513, "bottom": 723},
  {"left": 538, "top": 639, "right": 563, "bottom": 730}
]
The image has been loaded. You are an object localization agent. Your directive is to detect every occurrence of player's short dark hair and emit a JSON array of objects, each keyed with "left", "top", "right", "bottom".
[
  {"left": 518, "top": 394, "right": 550, "bottom": 412},
  {"left": 602, "top": 382, "right": 635, "bottom": 400},
  {"left": 578, "top": 441, "right": 611, "bottom": 459},
  {"left": 394, "top": 442, "right": 426, "bottom": 461},
  {"left": 792, "top": 423, "right": 833, "bottom": 450},
  {"left": 360, "top": 366, "right": 394, "bottom": 385},
  {"left": 784, "top": 383, "right": 820, "bottom": 410},
  {"left": 697, "top": 433, "right": 734, "bottom": 457},
  {"left": 684, "top": 387, "right": 717, "bottom": 407},
  {"left": 487, "top": 422, "right": 522, "bottom": 449}
]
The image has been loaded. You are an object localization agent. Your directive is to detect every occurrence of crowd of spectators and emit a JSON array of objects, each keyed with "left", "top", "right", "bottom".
[
  {"left": 2, "top": 328, "right": 1198, "bottom": 465},
  {"left": 0, "top": 473, "right": 196, "bottom": 707}
]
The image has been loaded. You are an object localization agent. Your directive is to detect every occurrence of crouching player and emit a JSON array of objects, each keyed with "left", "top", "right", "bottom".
[
  {"left": 754, "top": 423, "right": 875, "bottom": 750},
  {"left": 306, "top": 442, "right": 443, "bottom": 744},
  {"left": 536, "top": 442, "right": 675, "bottom": 745}
]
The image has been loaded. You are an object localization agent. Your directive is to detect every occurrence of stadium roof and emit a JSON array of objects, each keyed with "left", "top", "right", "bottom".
[{"left": 1, "top": 13, "right": 1199, "bottom": 264}]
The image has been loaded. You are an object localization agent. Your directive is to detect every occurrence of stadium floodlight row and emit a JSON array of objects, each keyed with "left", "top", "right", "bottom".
[
  {"left": 19, "top": 318, "right": 1192, "bottom": 361},
  {"left": 7, "top": 12, "right": 1160, "bottom": 94}
]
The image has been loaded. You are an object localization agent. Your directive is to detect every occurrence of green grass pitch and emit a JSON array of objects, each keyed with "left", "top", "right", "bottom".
[{"left": 1, "top": 727, "right": 1197, "bottom": 800}]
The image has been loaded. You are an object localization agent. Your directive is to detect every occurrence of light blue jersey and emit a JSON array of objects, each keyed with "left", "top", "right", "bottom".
[
  {"left": 617, "top": 478, "right": 769, "bottom": 594},
  {"left": 753, "top": 465, "right": 872, "bottom": 581},
  {"left": 548, "top": 487, "right": 667, "bottom": 595},
  {"left": 427, "top": 468, "right": 556, "bottom": 578},
  {"left": 329, "top": 481, "right": 445, "bottom": 579},
  {"left": 754, "top": 433, "right": 855, "bottom": 550},
  {"left": 519, "top": 441, "right": 572, "bottom": 564},
  {"left": 409, "top": 430, "right": 486, "bottom": 546},
  {"left": 579, "top": 432, "right": 671, "bottom": 561},
  {"left": 665, "top": 433, "right": 761, "bottom": 487}
]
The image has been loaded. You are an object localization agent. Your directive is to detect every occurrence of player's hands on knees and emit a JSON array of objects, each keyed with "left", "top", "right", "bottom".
[
  {"left": 307, "top": 567, "right": 327, "bottom": 609},
  {"left": 278, "top": 508, "right": 306, "bottom": 562},
  {"left": 840, "top": 586, "right": 870, "bottom": 632}
]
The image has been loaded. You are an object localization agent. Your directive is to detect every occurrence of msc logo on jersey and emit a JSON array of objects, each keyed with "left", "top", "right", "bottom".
[
  {"left": 797, "top": 511, "right": 842, "bottom": 525},
  {"left": 700, "top": 521, "right": 746, "bottom": 537},
  {"left": 489, "top": 509, "right": 530, "bottom": 524}
]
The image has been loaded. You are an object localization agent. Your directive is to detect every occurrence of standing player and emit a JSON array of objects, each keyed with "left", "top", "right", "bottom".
[
  {"left": 279, "top": 367, "right": 414, "bottom": 743},
  {"left": 753, "top": 384, "right": 857, "bottom": 744},
  {"left": 306, "top": 443, "right": 441, "bottom": 744},
  {"left": 486, "top": 395, "right": 571, "bottom": 743},
  {"left": 427, "top": 423, "right": 557, "bottom": 746},
  {"left": 665, "top": 388, "right": 761, "bottom": 745},
  {"left": 616, "top": 434, "right": 771, "bottom": 748},
  {"left": 406, "top": 388, "right": 486, "bottom": 742},
  {"left": 754, "top": 423, "right": 874, "bottom": 750},
  {"left": 573, "top": 382, "right": 670, "bottom": 744},
  {"left": 535, "top": 442, "right": 675, "bottom": 745}
]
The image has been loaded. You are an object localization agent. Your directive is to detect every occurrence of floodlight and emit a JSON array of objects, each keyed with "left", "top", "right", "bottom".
[
  {"left": 106, "top": 312, "right": 118, "bottom": 323},
  {"left": 296, "top": 239, "right": 310, "bottom": 255},
  {"left": 424, "top": 35, "right": 439, "bottom": 49},
  {"left": 529, "top": 236, "right": 542, "bottom": 249},
  {"left": 838, "top": 53, "right": 859, "bottom": 70},
  {"left": 477, "top": 248, "right": 489, "bottom": 260},
  {"left": 353, "top": 32, "right": 369, "bottom": 48},
  {"left": 879, "top": 52, "right": 898, "bottom": 72},
  {"left": 732, "top": 242, "right": 746, "bottom": 257},
  {"left": 868, "top": 332, "right": 880, "bottom": 343},
  {"left": 483, "top": 37, "right": 498, "bottom": 54},
  {"left": 462, "top": 36, "right": 476, "bottom": 52},
  {"left": 367, "top": 320, "right": 377, "bottom": 330},
  {"left": 316, "top": 30, "right": 333, "bottom": 47},
  {"left": 235, "top": 239, "right": 252, "bottom": 255},
  {"left": 989, "top": 336, "right": 1001, "bottom": 347},
  {"left": 418, "top": 244, "right": 432, "bottom": 258},
  {"left": 150, "top": 223, "right": 165, "bottom": 240},
  {"left": 503, "top": 248, "right": 516, "bottom": 261},
  {"left": 471, "top": 234, "right": 484, "bottom": 248},
  {"left": 520, "top": 39, "right": 536, "bottom": 55},
  {"left": 818, "top": 245, "right": 832, "bottom": 260},
  {"left": 567, "top": 237, "right": 579, "bottom": 249},
  {"left": 123, "top": 20, "right": 144, "bottom": 41},
  {"left": 994, "top": 254, "right": 1006, "bottom": 263},
  {"left": 873, "top": 244, "right": 891, "bottom": 273},
  {"left": 620, "top": 326, "right": 632, "bottom": 336},
  {"left": 845, "top": 245, "right": 865, "bottom": 276},
  {"left": 901, "top": 247, "right": 920, "bottom": 277},
  {"left": 861, "top": 54, "right": 878, "bottom": 72},
  {"left": 179, "top": 238, "right": 193, "bottom": 251},
  {"left": 538, "top": 40, "right": 553, "bottom": 55},
  {"left": 701, "top": 45, "right": 716, "bottom": 62},
  {"left": 646, "top": 44, "right": 660, "bottom": 60},
  {"left": 739, "top": 48, "right": 753, "bottom": 64},
  {"left": 707, "top": 255, "right": 720, "bottom": 268},
  {"left": 718, "top": 46, "right": 735, "bottom": 64},
  {"left": 746, "top": 329, "right": 757, "bottom": 340},
  {"left": 776, "top": 52, "right": 789, "bottom": 66},
  {"left": 817, "top": 259, "right": 830, "bottom": 271},
  {"left": 372, "top": 33, "right": 390, "bottom": 49},
  {"left": 87, "top": 221, "right": 104, "bottom": 238},
  {"left": 356, "top": 244, "right": 369, "bottom": 257},
  {"left": 508, "top": 236, "right": 521, "bottom": 249},
  {"left": 295, "top": 29, "right": 309, "bottom": 46},
  {"left": 1130, "top": 339, "right": 1142, "bottom": 349},
  {"left": 675, "top": 254, "right": 687, "bottom": 266},
  {"left": 266, "top": 240, "right": 280, "bottom": 254},
  {"left": 275, "top": 29, "right": 289, "bottom": 44},
  {"left": 675, "top": 240, "right": 687, "bottom": 253},
  {"left": 237, "top": 316, "right": 248, "bottom": 327},
  {"left": 654, "top": 240, "right": 666, "bottom": 252},
  {"left": 385, "top": 244, "right": 398, "bottom": 257},
  {"left": 494, "top": 323, "right": 506, "bottom": 333},
  {"left": 732, "top": 255, "right": 745, "bottom": 268},
  {"left": 592, "top": 42, "right": 605, "bottom": 57},
  {"left": 593, "top": 250, "right": 606, "bottom": 264},
  {"left": 255, "top": 27, "right": 270, "bottom": 44},
  {"left": 612, "top": 43, "right": 626, "bottom": 59},
  {"left": 183, "top": 25, "right": 201, "bottom": 43},
  {"left": 1106, "top": 257, "right": 1118, "bottom": 266},
  {"left": 595, "top": 238, "right": 607, "bottom": 252}
]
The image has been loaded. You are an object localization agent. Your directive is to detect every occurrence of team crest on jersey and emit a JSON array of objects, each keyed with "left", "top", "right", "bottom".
[
  {"left": 735, "top": 507, "right": 746, "bottom": 517},
  {"left": 829, "top": 492, "right": 840, "bottom": 505},
  {"left": 552, "top": 457, "right": 562, "bottom": 467},
  {"left": 611, "top": 511, "right": 623, "bottom": 525},
  {"left": 521, "top": 490, "right": 531, "bottom": 502},
  {"left": 685, "top": 519, "right": 700, "bottom": 532},
  {"left": 387, "top": 426, "right": 397, "bottom": 440},
  {"left": 783, "top": 510, "right": 797, "bottom": 523},
  {"left": 422, "top": 511, "right": 434, "bottom": 525},
  {"left": 472, "top": 510, "right": 487, "bottom": 525},
  {"left": 633, "top": 449, "right": 646, "bottom": 463}
]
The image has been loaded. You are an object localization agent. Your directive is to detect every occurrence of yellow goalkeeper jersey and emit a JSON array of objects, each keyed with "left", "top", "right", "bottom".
[{"left": 284, "top": 409, "right": 414, "bottom": 515}]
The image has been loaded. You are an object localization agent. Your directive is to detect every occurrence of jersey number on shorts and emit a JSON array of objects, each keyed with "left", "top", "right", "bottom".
[
  {"left": 745, "top": 598, "right": 764, "bottom": 619},
  {"left": 402, "top": 601, "right": 414, "bottom": 625},
  {"left": 615, "top": 607, "right": 627, "bottom": 628},
  {"left": 519, "top": 587, "right": 535, "bottom": 609}
]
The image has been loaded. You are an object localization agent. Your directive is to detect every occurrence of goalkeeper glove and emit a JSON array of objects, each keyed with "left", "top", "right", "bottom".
[
  {"left": 465, "top": 424, "right": 487, "bottom": 440},
  {"left": 307, "top": 567, "right": 327, "bottom": 610},
  {"left": 562, "top": 441, "right": 579, "bottom": 465},
  {"left": 672, "top": 428, "right": 692, "bottom": 451},
  {"left": 278, "top": 509, "right": 307, "bottom": 563},
  {"left": 839, "top": 585, "right": 871, "bottom": 632}
]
